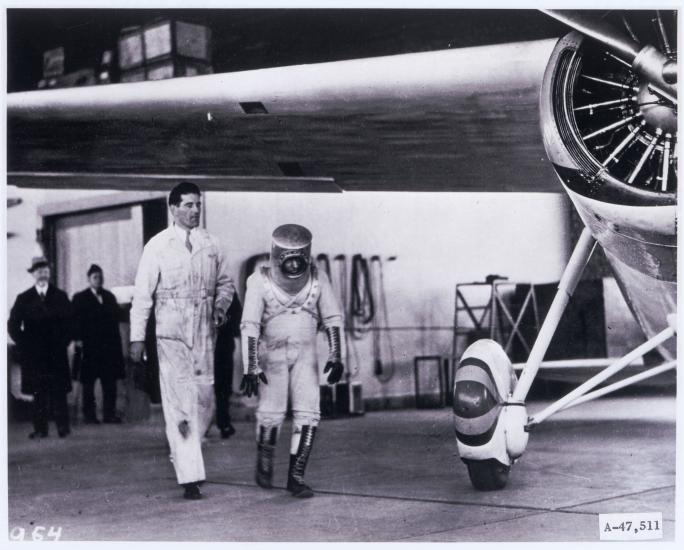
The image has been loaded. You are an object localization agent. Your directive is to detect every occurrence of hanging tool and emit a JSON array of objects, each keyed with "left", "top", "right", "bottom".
[
  {"left": 333, "top": 254, "right": 360, "bottom": 380},
  {"left": 316, "top": 253, "right": 331, "bottom": 280},
  {"left": 370, "top": 255, "right": 396, "bottom": 382},
  {"left": 349, "top": 254, "right": 375, "bottom": 338}
]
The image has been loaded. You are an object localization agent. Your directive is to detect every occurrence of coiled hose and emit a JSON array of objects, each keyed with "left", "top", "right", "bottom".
[{"left": 349, "top": 254, "right": 375, "bottom": 338}]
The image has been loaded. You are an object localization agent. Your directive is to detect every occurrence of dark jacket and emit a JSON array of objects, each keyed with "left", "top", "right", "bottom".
[
  {"left": 8, "top": 285, "right": 75, "bottom": 394},
  {"left": 72, "top": 287, "right": 125, "bottom": 383}
]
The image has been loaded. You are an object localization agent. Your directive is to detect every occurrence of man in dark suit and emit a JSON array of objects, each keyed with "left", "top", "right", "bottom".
[
  {"left": 8, "top": 256, "right": 75, "bottom": 438},
  {"left": 73, "top": 264, "right": 125, "bottom": 424},
  {"left": 213, "top": 294, "right": 242, "bottom": 438}
]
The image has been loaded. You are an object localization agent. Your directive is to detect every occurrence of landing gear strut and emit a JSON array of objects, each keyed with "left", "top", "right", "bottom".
[{"left": 453, "top": 228, "right": 677, "bottom": 491}]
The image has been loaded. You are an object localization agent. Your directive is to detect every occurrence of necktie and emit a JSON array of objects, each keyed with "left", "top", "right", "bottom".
[{"left": 185, "top": 231, "right": 193, "bottom": 253}]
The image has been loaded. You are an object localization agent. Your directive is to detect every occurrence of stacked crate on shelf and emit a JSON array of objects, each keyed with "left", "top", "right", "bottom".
[
  {"left": 118, "top": 26, "right": 146, "bottom": 82},
  {"left": 118, "top": 20, "right": 213, "bottom": 83},
  {"left": 37, "top": 46, "right": 97, "bottom": 89}
]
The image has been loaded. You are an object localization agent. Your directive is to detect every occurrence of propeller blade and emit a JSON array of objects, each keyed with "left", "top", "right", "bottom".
[{"left": 543, "top": 9, "right": 676, "bottom": 101}]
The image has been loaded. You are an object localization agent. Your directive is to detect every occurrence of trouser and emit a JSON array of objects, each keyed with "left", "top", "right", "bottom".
[
  {"left": 82, "top": 376, "right": 118, "bottom": 419},
  {"left": 32, "top": 386, "right": 69, "bottom": 434},
  {"left": 214, "top": 341, "right": 235, "bottom": 430},
  {"left": 157, "top": 338, "right": 215, "bottom": 485},
  {"left": 256, "top": 337, "right": 321, "bottom": 452},
  {"left": 214, "top": 375, "right": 232, "bottom": 430}
]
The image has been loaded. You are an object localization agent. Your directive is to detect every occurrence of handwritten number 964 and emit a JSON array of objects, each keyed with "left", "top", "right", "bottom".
[{"left": 10, "top": 526, "right": 63, "bottom": 541}]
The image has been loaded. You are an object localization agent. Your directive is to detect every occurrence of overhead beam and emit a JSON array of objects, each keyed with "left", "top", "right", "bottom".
[{"left": 9, "top": 172, "right": 342, "bottom": 193}]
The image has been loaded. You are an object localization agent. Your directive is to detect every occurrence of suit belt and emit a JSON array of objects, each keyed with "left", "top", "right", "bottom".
[{"left": 155, "top": 289, "right": 216, "bottom": 299}]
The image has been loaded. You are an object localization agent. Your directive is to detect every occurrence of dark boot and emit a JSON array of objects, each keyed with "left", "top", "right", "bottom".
[
  {"left": 182, "top": 482, "right": 202, "bottom": 500},
  {"left": 255, "top": 425, "right": 278, "bottom": 489},
  {"left": 287, "top": 425, "right": 317, "bottom": 498}
]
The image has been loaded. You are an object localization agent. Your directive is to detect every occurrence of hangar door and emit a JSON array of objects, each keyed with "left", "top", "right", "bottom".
[
  {"left": 45, "top": 197, "right": 168, "bottom": 410},
  {"left": 54, "top": 205, "right": 144, "bottom": 297}
]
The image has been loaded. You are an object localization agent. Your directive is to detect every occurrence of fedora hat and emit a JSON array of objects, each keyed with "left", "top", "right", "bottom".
[{"left": 27, "top": 256, "right": 49, "bottom": 273}]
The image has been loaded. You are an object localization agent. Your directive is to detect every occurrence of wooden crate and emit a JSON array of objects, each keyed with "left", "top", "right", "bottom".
[
  {"left": 145, "top": 57, "right": 212, "bottom": 81},
  {"left": 143, "top": 19, "right": 212, "bottom": 63},
  {"left": 118, "top": 26, "right": 144, "bottom": 70}
]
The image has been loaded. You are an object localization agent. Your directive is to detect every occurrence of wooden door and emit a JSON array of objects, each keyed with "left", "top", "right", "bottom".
[{"left": 54, "top": 205, "right": 143, "bottom": 297}]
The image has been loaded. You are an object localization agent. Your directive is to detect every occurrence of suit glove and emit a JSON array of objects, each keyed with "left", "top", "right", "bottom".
[
  {"left": 240, "top": 372, "right": 268, "bottom": 397},
  {"left": 324, "top": 360, "right": 344, "bottom": 385}
]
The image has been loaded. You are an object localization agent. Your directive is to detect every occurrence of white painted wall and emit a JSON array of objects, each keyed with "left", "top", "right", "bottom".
[
  {"left": 204, "top": 191, "right": 573, "bottom": 402},
  {"left": 6, "top": 186, "right": 647, "bottom": 404},
  {"left": 6, "top": 187, "right": 572, "bottom": 392},
  {"left": 6, "top": 187, "right": 578, "bottom": 403}
]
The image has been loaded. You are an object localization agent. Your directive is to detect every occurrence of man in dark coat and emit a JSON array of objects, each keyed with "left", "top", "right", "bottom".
[
  {"left": 213, "top": 294, "right": 242, "bottom": 438},
  {"left": 8, "top": 256, "right": 75, "bottom": 438},
  {"left": 73, "top": 264, "right": 125, "bottom": 424}
]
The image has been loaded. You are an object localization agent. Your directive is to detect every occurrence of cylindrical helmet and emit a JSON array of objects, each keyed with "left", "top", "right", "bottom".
[{"left": 270, "top": 224, "right": 313, "bottom": 294}]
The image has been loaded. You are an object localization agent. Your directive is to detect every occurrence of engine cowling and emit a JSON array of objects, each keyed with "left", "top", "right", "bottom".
[
  {"left": 540, "top": 13, "right": 677, "bottom": 205},
  {"left": 539, "top": 12, "right": 677, "bottom": 360}
]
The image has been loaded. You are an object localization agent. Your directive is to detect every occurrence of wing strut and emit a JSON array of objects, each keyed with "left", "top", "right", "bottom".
[
  {"left": 528, "top": 329, "right": 676, "bottom": 427},
  {"left": 551, "top": 359, "right": 676, "bottom": 413}
]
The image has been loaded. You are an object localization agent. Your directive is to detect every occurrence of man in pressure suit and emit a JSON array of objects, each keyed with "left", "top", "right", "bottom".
[
  {"left": 240, "top": 223, "right": 344, "bottom": 498},
  {"left": 130, "top": 181, "right": 235, "bottom": 500}
]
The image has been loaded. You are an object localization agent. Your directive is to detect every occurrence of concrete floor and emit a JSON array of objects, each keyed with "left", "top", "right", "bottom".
[{"left": 7, "top": 395, "right": 676, "bottom": 542}]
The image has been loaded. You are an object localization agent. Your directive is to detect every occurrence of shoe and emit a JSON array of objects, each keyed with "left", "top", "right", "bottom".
[
  {"left": 83, "top": 416, "right": 101, "bottom": 425},
  {"left": 103, "top": 416, "right": 122, "bottom": 424},
  {"left": 220, "top": 424, "right": 236, "bottom": 439},
  {"left": 286, "top": 425, "right": 317, "bottom": 499},
  {"left": 28, "top": 431, "right": 48, "bottom": 439},
  {"left": 182, "top": 482, "right": 202, "bottom": 500},
  {"left": 58, "top": 427, "right": 71, "bottom": 438}
]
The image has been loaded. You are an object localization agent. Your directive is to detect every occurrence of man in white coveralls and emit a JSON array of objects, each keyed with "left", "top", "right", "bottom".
[
  {"left": 240, "top": 223, "right": 345, "bottom": 498},
  {"left": 130, "top": 181, "right": 235, "bottom": 500}
]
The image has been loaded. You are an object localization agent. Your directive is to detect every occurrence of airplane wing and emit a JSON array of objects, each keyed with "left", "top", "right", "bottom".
[{"left": 8, "top": 39, "right": 559, "bottom": 192}]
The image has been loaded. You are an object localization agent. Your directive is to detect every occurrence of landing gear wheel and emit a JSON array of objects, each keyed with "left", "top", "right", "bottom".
[{"left": 465, "top": 459, "right": 510, "bottom": 491}]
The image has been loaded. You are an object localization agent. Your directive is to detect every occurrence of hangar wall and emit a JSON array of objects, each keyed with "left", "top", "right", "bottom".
[
  {"left": 8, "top": 187, "right": 647, "bottom": 407},
  {"left": 7, "top": 187, "right": 573, "bottom": 407},
  {"left": 204, "top": 191, "right": 573, "bottom": 406}
]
